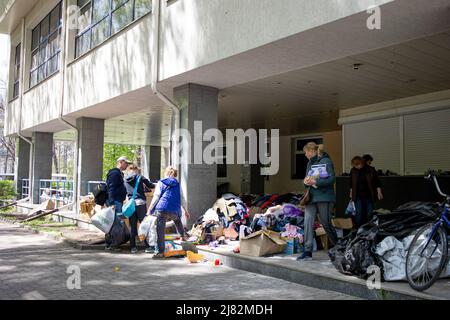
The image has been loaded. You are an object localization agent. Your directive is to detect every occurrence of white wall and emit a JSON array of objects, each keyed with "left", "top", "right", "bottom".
[
  {"left": 64, "top": 14, "right": 153, "bottom": 115},
  {"left": 159, "top": 0, "right": 391, "bottom": 81},
  {"left": 340, "top": 90, "right": 450, "bottom": 175}
]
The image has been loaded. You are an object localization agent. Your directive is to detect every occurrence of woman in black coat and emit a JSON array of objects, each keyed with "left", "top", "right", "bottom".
[{"left": 124, "top": 164, "right": 155, "bottom": 254}]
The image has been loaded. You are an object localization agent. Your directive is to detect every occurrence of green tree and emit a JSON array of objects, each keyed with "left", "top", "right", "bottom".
[{"left": 102, "top": 144, "right": 137, "bottom": 180}]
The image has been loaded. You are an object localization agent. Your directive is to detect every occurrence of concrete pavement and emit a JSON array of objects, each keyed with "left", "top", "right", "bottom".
[{"left": 0, "top": 222, "right": 358, "bottom": 300}]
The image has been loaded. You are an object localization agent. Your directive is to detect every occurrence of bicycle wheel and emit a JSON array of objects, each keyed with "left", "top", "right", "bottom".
[{"left": 406, "top": 223, "right": 448, "bottom": 291}]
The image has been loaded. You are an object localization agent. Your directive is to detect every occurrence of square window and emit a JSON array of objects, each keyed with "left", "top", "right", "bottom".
[
  {"left": 111, "top": 0, "right": 133, "bottom": 34},
  {"left": 13, "top": 82, "right": 20, "bottom": 98},
  {"left": 135, "top": 0, "right": 152, "bottom": 19},
  {"left": 32, "top": 27, "right": 40, "bottom": 51},
  {"left": 48, "top": 31, "right": 61, "bottom": 57},
  {"left": 15, "top": 44, "right": 21, "bottom": 65},
  {"left": 14, "top": 64, "right": 20, "bottom": 82},
  {"left": 46, "top": 53, "right": 60, "bottom": 76},
  {"left": 50, "top": 3, "right": 61, "bottom": 33},
  {"left": 77, "top": 2, "right": 92, "bottom": 33},
  {"left": 91, "top": 17, "right": 110, "bottom": 47},
  {"left": 92, "top": 0, "right": 110, "bottom": 24},
  {"left": 40, "top": 15, "right": 50, "bottom": 42},
  {"left": 76, "top": 30, "right": 92, "bottom": 57},
  {"left": 30, "top": 70, "right": 38, "bottom": 87},
  {"left": 37, "top": 65, "right": 46, "bottom": 83},
  {"left": 31, "top": 49, "right": 40, "bottom": 70},
  {"left": 39, "top": 42, "right": 49, "bottom": 65}
]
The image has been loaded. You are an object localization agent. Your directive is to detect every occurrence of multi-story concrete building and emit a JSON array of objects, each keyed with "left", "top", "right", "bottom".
[{"left": 1, "top": 0, "right": 450, "bottom": 221}]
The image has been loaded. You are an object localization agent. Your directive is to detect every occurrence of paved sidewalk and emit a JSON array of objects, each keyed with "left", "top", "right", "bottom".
[{"left": 0, "top": 222, "right": 358, "bottom": 300}]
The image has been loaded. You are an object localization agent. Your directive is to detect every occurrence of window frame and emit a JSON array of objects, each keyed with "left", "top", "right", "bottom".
[
  {"left": 291, "top": 136, "right": 323, "bottom": 180},
  {"left": 74, "top": 0, "right": 152, "bottom": 59},
  {"left": 29, "top": 2, "right": 62, "bottom": 89},
  {"left": 13, "top": 43, "right": 21, "bottom": 99}
]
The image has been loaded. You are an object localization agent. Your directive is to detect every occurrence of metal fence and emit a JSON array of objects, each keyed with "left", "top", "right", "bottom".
[
  {"left": 86, "top": 181, "right": 106, "bottom": 195},
  {"left": 39, "top": 179, "right": 74, "bottom": 208}
]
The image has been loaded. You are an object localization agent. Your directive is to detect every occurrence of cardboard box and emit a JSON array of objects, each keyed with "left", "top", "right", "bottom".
[
  {"left": 315, "top": 227, "right": 329, "bottom": 250},
  {"left": 240, "top": 230, "right": 287, "bottom": 257},
  {"left": 332, "top": 218, "right": 353, "bottom": 229},
  {"left": 332, "top": 218, "right": 353, "bottom": 239}
]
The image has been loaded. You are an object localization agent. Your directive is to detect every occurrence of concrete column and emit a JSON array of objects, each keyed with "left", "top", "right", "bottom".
[
  {"left": 174, "top": 83, "right": 219, "bottom": 224},
  {"left": 15, "top": 137, "right": 31, "bottom": 198},
  {"left": 147, "top": 146, "right": 161, "bottom": 181},
  {"left": 76, "top": 117, "right": 105, "bottom": 195},
  {"left": 32, "top": 132, "right": 53, "bottom": 204}
]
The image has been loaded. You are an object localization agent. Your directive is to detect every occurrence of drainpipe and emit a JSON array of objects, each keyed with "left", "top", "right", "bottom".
[
  {"left": 16, "top": 17, "right": 34, "bottom": 204},
  {"left": 55, "top": 0, "right": 80, "bottom": 214},
  {"left": 151, "top": 0, "right": 181, "bottom": 173}
]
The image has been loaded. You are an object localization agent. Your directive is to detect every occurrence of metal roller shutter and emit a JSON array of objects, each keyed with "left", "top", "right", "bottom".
[
  {"left": 344, "top": 117, "right": 401, "bottom": 173},
  {"left": 404, "top": 108, "right": 450, "bottom": 175}
]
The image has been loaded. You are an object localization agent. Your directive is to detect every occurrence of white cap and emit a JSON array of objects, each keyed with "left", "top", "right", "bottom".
[{"left": 117, "top": 156, "right": 132, "bottom": 164}]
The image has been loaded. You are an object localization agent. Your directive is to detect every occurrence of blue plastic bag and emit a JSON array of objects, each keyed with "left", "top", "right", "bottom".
[{"left": 345, "top": 200, "right": 356, "bottom": 216}]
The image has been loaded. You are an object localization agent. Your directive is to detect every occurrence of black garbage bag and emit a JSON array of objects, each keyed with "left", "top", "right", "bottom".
[
  {"left": 105, "top": 216, "right": 130, "bottom": 248},
  {"left": 329, "top": 201, "right": 438, "bottom": 278},
  {"left": 329, "top": 227, "right": 383, "bottom": 279},
  {"left": 93, "top": 183, "right": 108, "bottom": 206}
]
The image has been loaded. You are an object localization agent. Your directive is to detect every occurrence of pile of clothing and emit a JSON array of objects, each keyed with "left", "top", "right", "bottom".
[
  {"left": 247, "top": 193, "right": 303, "bottom": 217},
  {"left": 250, "top": 203, "right": 304, "bottom": 234},
  {"left": 188, "top": 193, "right": 251, "bottom": 244},
  {"left": 329, "top": 202, "right": 440, "bottom": 280}
]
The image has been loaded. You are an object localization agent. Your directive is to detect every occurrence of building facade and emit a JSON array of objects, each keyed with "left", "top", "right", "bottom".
[{"left": 1, "top": 0, "right": 450, "bottom": 220}]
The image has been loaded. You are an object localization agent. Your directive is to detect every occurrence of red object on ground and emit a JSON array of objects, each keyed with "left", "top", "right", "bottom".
[{"left": 214, "top": 259, "right": 220, "bottom": 266}]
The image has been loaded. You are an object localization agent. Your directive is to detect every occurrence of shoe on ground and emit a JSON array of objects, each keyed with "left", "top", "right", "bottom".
[
  {"left": 152, "top": 252, "right": 165, "bottom": 260},
  {"left": 145, "top": 247, "right": 155, "bottom": 254},
  {"left": 296, "top": 251, "right": 313, "bottom": 261},
  {"left": 105, "top": 246, "right": 112, "bottom": 251},
  {"left": 131, "top": 248, "right": 138, "bottom": 254}
]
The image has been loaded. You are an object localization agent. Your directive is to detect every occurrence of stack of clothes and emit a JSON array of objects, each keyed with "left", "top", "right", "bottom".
[
  {"left": 247, "top": 193, "right": 302, "bottom": 217},
  {"left": 188, "top": 193, "right": 250, "bottom": 244}
]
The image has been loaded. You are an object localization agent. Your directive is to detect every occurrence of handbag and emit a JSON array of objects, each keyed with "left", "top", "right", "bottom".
[
  {"left": 122, "top": 175, "right": 141, "bottom": 218},
  {"left": 299, "top": 189, "right": 311, "bottom": 206}
]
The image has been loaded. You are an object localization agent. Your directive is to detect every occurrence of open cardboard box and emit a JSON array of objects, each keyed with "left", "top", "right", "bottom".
[
  {"left": 240, "top": 230, "right": 287, "bottom": 257},
  {"left": 332, "top": 218, "right": 353, "bottom": 238},
  {"left": 315, "top": 227, "right": 329, "bottom": 250}
]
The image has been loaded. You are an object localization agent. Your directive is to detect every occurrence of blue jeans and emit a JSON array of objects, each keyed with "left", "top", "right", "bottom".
[{"left": 354, "top": 197, "right": 374, "bottom": 229}]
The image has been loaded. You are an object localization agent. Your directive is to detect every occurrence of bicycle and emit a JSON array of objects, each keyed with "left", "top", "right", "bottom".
[{"left": 405, "top": 170, "right": 450, "bottom": 291}]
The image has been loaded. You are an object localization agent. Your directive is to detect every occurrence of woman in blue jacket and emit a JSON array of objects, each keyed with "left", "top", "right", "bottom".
[
  {"left": 147, "top": 166, "right": 189, "bottom": 259},
  {"left": 298, "top": 142, "right": 338, "bottom": 261}
]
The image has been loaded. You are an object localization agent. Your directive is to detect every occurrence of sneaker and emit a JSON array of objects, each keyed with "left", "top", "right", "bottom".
[
  {"left": 145, "top": 247, "right": 155, "bottom": 254},
  {"left": 296, "top": 251, "right": 312, "bottom": 261},
  {"left": 131, "top": 248, "right": 138, "bottom": 254},
  {"left": 152, "top": 252, "right": 165, "bottom": 260},
  {"left": 105, "top": 246, "right": 112, "bottom": 251}
]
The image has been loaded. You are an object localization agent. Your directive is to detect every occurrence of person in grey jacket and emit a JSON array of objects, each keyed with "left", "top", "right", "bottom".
[{"left": 297, "top": 142, "right": 338, "bottom": 261}]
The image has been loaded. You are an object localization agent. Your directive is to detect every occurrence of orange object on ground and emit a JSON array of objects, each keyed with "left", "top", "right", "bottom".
[
  {"left": 164, "top": 250, "right": 186, "bottom": 258},
  {"left": 186, "top": 251, "right": 205, "bottom": 263}
]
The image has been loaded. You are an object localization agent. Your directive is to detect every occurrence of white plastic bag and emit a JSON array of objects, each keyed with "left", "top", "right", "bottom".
[
  {"left": 139, "top": 215, "right": 157, "bottom": 246},
  {"left": 91, "top": 207, "right": 115, "bottom": 234}
]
